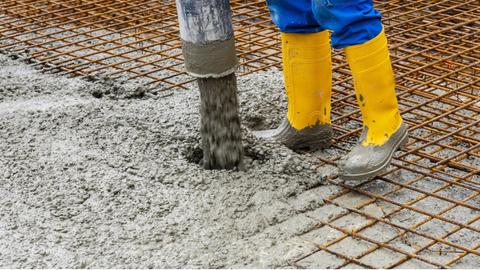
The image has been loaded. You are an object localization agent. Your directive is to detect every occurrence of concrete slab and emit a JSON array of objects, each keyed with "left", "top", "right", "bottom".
[
  {"left": 358, "top": 248, "right": 406, "bottom": 268},
  {"left": 296, "top": 251, "right": 346, "bottom": 268}
]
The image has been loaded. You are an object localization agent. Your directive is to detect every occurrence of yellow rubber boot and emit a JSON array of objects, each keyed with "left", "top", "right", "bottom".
[
  {"left": 339, "top": 29, "right": 408, "bottom": 180},
  {"left": 254, "top": 31, "right": 333, "bottom": 151},
  {"left": 346, "top": 29, "right": 402, "bottom": 146},
  {"left": 282, "top": 31, "right": 332, "bottom": 129}
]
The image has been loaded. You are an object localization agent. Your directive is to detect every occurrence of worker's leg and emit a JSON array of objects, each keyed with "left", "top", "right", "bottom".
[
  {"left": 312, "top": 0, "right": 408, "bottom": 179},
  {"left": 311, "top": 0, "right": 383, "bottom": 49},
  {"left": 256, "top": 0, "right": 333, "bottom": 151},
  {"left": 267, "top": 0, "right": 324, "bottom": 33}
]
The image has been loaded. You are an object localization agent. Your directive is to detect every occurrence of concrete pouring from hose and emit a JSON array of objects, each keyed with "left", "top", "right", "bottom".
[{"left": 176, "top": 0, "right": 244, "bottom": 170}]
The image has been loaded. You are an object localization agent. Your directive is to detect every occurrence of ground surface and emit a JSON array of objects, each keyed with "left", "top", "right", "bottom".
[{"left": 0, "top": 54, "right": 478, "bottom": 268}]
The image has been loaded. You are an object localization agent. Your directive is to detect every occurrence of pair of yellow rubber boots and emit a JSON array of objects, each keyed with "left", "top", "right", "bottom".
[{"left": 256, "top": 30, "right": 408, "bottom": 180}]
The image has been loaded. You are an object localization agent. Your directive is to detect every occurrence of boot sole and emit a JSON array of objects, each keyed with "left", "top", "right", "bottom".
[
  {"left": 287, "top": 136, "right": 332, "bottom": 152},
  {"left": 340, "top": 129, "right": 409, "bottom": 181},
  {"left": 253, "top": 121, "right": 333, "bottom": 153}
]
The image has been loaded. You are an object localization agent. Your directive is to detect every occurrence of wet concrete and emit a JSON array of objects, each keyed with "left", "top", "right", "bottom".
[
  {"left": 0, "top": 53, "right": 337, "bottom": 268},
  {"left": 197, "top": 74, "right": 243, "bottom": 170},
  {"left": 1, "top": 53, "right": 478, "bottom": 268}
]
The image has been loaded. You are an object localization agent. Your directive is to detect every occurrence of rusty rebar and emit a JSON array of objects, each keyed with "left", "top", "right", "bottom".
[{"left": 0, "top": 0, "right": 478, "bottom": 268}]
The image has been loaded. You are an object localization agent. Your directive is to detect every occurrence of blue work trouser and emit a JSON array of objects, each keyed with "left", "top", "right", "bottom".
[{"left": 266, "top": 0, "right": 383, "bottom": 49}]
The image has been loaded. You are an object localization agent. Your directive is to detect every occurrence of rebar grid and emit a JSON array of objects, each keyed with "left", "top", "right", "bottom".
[
  {"left": 0, "top": 0, "right": 280, "bottom": 93},
  {"left": 0, "top": 0, "right": 479, "bottom": 268}
]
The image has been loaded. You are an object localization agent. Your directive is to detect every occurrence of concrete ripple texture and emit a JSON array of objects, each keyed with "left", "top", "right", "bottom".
[{"left": 0, "top": 51, "right": 479, "bottom": 267}]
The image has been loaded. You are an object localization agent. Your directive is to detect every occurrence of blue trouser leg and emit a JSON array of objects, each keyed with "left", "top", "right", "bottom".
[
  {"left": 266, "top": 0, "right": 383, "bottom": 49},
  {"left": 311, "top": 0, "right": 383, "bottom": 48},
  {"left": 266, "top": 0, "right": 326, "bottom": 33}
]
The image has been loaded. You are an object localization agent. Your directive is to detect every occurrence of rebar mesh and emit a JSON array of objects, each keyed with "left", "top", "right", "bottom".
[
  {"left": 0, "top": 0, "right": 478, "bottom": 268},
  {"left": 0, "top": 0, "right": 280, "bottom": 93}
]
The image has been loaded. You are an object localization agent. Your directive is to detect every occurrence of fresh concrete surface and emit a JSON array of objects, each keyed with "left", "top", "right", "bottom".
[{"left": 0, "top": 53, "right": 478, "bottom": 268}]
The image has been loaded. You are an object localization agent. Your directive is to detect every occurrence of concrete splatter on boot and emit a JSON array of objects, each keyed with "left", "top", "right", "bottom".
[
  {"left": 338, "top": 122, "right": 408, "bottom": 180},
  {"left": 254, "top": 118, "right": 332, "bottom": 151},
  {"left": 339, "top": 29, "right": 407, "bottom": 180}
]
